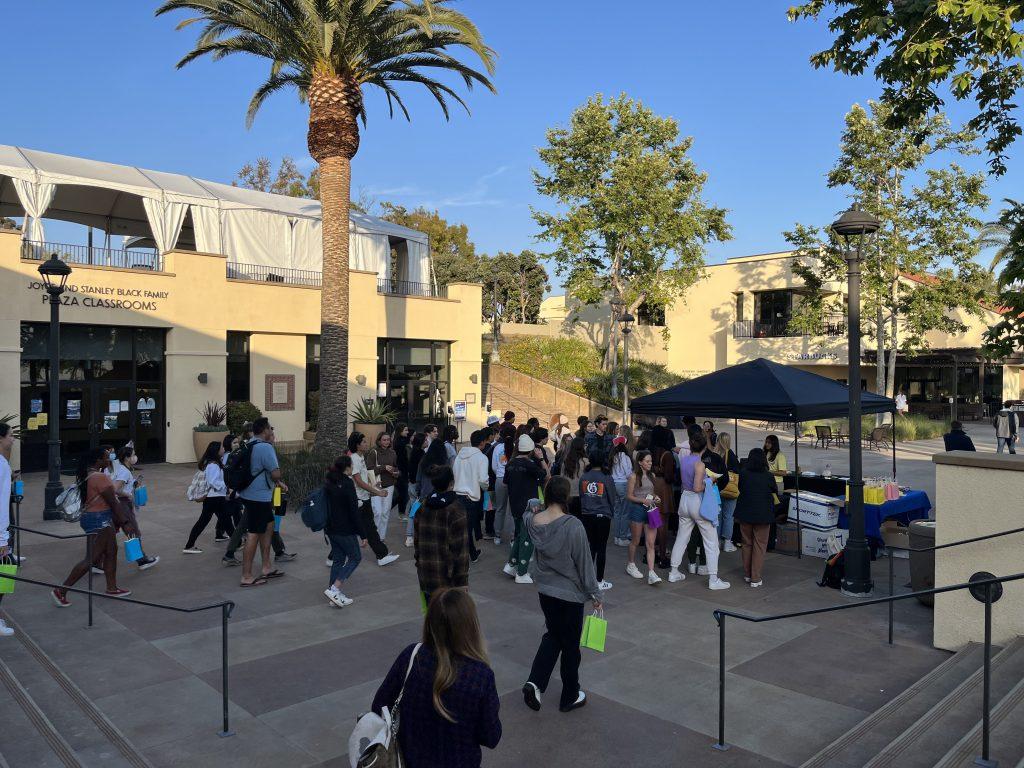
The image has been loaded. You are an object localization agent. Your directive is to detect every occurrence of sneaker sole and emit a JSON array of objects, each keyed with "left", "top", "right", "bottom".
[{"left": 522, "top": 684, "right": 541, "bottom": 711}]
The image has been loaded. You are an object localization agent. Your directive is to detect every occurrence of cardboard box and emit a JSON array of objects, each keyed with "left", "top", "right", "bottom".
[
  {"left": 789, "top": 491, "right": 842, "bottom": 529},
  {"left": 775, "top": 523, "right": 800, "bottom": 555},
  {"left": 880, "top": 520, "right": 911, "bottom": 552},
  {"left": 801, "top": 526, "right": 849, "bottom": 558}
]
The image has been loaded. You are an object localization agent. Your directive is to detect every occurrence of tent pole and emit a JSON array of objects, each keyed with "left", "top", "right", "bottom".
[
  {"left": 794, "top": 418, "right": 801, "bottom": 560},
  {"left": 891, "top": 408, "right": 897, "bottom": 480},
  {"left": 734, "top": 418, "right": 738, "bottom": 453}
]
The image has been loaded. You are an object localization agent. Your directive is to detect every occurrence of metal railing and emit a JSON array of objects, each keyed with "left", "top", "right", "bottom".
[
  {"left": 6, "top": 500, "right": 236, "bottom": 737},
  {"left": 21, "top": 240, "right": 162, "bottom": 271},
  {"left": 732, "top": 313, "right": 847, "bottom": 339},
  {"left": 227, "top": 262, "right": 322, "bottom": 287},
  {"left": 378, "top": 278, "right": 446, "bottom": 298},
  {"left": 712, "top": 527, "right": 1024, "bottom": 765}
]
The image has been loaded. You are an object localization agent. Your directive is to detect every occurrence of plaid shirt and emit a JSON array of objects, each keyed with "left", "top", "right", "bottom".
[{"left": 414, "top": 492, "right": 469, "bottom": 594}]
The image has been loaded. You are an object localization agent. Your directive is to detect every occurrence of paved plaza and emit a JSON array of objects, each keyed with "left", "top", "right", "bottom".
[{"left": 0, "top": 423, "right": 976, "bottom": 767}]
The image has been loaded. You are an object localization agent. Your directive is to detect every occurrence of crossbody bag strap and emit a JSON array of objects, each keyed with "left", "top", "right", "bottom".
[{"left": 392, "top": 642, "right": 422, "bottom": 711}]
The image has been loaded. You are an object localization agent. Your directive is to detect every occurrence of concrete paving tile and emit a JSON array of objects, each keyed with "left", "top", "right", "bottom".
[{"left": 142, "top": 716, "right": 318, "bottom": 768}]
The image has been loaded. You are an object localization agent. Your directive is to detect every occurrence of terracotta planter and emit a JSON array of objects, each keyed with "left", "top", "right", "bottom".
[
  {"left": 354, "top": 423, "right": 388, "bottom": 445},
  {"left": 193, "top": 429, "right": 229, "bottom": 463}
]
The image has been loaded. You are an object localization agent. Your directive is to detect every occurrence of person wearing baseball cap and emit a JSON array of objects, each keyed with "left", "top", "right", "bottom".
[
  {"left": 501, "top": 433, "right": 549, "bottom": 584},
  {"left": 486, "top": 414, "right": 500, "bottom": 427}
]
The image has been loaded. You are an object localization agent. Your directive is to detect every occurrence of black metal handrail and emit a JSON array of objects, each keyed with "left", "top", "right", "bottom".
[
  {"left": 227, "top": 261, "right": 322, "bottom": 287},
  {"left": 378, "top": 278, "right": 446, "bottom": 298},
  {"left": 712, "top": 570, "right": 1024, "bottom": 765},
  {"left": 6, "top": 501, "right": 235, "bottom": 737},
  {"left": 21, "top": 240, "right": 162, "bottom": 271}
]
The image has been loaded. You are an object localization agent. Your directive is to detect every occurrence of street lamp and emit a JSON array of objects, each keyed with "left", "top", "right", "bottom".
[
  {"left": 609, "top": 295, "right": 625, "bottom": 399},
  {"left": 619, "top": 311, "right": 635, "bottom": 425},
  {"left": 38, "top": 253, "right": 72, "bottom": 521},
  {"left": 831, "top": 205, "right": 880, "bottom": 597}
]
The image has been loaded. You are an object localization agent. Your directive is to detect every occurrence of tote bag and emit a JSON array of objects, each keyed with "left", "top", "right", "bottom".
[
  {"left": 349, "top": 644, "right": 421, "bottom": 768},
  {"left": 0, "top": 555, "right": 17, "bottom": 594},
  {"left": 580, "top": 610, "right": 607, "bottom": 653},
  {"left": 133, "top": 485, "right": 148, "bottom": 507},
  {"left": 699, "top": 475, "right": 721, "bottom": 524},
  {"left": 123, "top": 537, "right": 144, "bottom": 563}
]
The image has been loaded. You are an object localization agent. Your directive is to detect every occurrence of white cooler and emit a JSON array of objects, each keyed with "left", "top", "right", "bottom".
[
  {"left": 800, "top": 526, "right": 849, "bottom": 558},
  {"left": 788, "top": 491, "right": 842, "bottom": 529}
]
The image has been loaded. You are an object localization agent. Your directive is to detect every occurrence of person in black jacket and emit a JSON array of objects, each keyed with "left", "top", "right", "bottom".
[
  {"left": 943, "top": 421, "right": 977, "bottom": 452},
  {"left": 323, "top": 455, "right": 367, "bottom": 608},
  {"left": 734, "top": 448, "right": 779, "bottom": 588},
  {"left": 419, "top": 426, "right": 449, "bottom": 498},
  {"left": 502, "top": 434, "right": 549, "bottom": 584},
  {"left": 393, "top": 423, "right": 411, "bottom": 519}
]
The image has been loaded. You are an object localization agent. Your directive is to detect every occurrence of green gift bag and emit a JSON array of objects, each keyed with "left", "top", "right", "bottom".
[
  {"left": 0, "top": 556, "right": 18, "bottom": 595},
  {"left": 580, "top": 610, "right": 607, "bottom": 653}
]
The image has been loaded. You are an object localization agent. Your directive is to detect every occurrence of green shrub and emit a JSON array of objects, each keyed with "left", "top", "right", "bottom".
[
  {"left": 227, "top": 401, "right": 262, "bottom": 436},
  {"left": 801, "top": 413, "right": 948, "bottom": 442},
  {"left": 277, "top": 449, "right": 334, "bottom": 512}
]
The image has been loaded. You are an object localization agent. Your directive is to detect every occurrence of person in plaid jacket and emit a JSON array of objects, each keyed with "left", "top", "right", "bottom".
[{"left": 415, "top": 465, "right": 469, "bottom": 602}]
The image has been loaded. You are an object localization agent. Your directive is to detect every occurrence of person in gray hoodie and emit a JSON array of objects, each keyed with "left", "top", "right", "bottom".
[
  {"left": 579, "top": 449, "right": 618, "bottom": 591},
  {"left": 522, "top": 476, "right": 602, "bottom": 714}
]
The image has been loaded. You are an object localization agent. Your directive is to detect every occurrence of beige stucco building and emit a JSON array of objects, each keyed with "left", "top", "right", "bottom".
[{"left": 0, "top": 147, "right": 483, "bottom": 470}]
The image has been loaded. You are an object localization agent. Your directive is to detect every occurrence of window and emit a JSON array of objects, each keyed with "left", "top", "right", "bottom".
[
  {"left": 226, "top": 332, "right": 251, "bottom": 402},
  {"left": 636, "top": 301, "right": 665, "bottom": 326},
  {"left": 306, "top": 335, "right": 320, "bottom": 420},
  {"left": 376, "top": 338, "right": 451, "bottom": 427},
  {"left": 735, "top": 293, "right": 745, "bottom": 322}
]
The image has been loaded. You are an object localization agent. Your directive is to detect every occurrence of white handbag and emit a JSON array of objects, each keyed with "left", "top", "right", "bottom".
[{"left": 349, "top": 643, "right": 421, "bottom": 768}]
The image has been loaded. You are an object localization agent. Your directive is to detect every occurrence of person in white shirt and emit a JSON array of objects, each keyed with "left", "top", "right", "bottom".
[
  {"left": 490, "top": 425, "right": 516, "bottom": 545},
  {"left": 349, "top": 431, "right": 399, "bottom": 567},
  {"left": 453, "top": 429, "right": 490, "bottom": 562},
  {"left": 183, "top": 440, "right": 232, "bottom": 554},
  {"left": 107, "top": 444, "right": 159, "bottom": 570},
  {"left": 0, "top": 423, "right": 16, "bottom": 636}
]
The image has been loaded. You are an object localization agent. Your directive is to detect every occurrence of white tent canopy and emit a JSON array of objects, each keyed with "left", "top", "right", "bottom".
[{"left": 0, "top": 144, "right": 429, "bottom": 281}]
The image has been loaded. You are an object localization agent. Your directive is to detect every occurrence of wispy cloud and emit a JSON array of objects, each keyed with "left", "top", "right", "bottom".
[
  {"left": 363, "top": 184, "right": 424, "bottom": 196},
  {"left": 420, "top": 165, "right": 510, "bottom": 208}
]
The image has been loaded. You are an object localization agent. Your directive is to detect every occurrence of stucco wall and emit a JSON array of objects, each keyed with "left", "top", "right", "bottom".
[{"left": 932, "top": 452, "right": 1024, "bottom": 651}]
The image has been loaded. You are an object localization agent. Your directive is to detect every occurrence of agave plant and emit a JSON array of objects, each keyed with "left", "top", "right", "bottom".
[
  {"left": 349, "top": 399, "right": 398, "bottom": 425},
  {"left": 195, "top": 401, "right": 227, "bottom": 430}
]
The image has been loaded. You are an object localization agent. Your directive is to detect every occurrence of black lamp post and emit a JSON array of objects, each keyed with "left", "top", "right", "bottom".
[
  {"left": 609, "top": 295, "right": 625, "bottom": 399},
  {"left": 38, "top": 253, "right": 72, "bottom": 521},
  {"left": 619, "top": 311, "right": 635, "bottom": 425},
  {"left": 831, "top": 206, "right": 880, "bottom": 597}
]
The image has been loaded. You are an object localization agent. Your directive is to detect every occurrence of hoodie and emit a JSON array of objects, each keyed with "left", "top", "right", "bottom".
[
  {"left": 526, "top": 511, "right": 600, "bottom": 604},
  {"left": 579, "top": 467, "right": 618, "bottom": 518},
  {"left": 414, "top": 490, "right": 468, "bottom": 594},
  {"left": 453, "top": 446, "right": 489, "bottom": 502},
  {"left": 994, "top": 408, "right": 1018, "bottom": 439}
]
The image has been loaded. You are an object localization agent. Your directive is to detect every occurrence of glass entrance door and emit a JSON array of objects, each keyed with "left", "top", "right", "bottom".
[
  {"left": 59, "top": 382, "right": 92, "bottom": 460},
  {"left": 94, "top": 383, "right": 133, "bottom": 449}
]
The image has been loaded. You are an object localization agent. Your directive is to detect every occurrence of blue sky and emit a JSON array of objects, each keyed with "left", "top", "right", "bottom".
[{"left": 3, "top": 1, "right": 1019, "bottom": 287}]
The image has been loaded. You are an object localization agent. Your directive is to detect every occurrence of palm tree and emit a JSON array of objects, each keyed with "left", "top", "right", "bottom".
[
  {"left": 156, "top": 0, "right": 495, "bottom": 454},
  {"left": 978, "top": 197, "right": 1023, "bottom": 273}
]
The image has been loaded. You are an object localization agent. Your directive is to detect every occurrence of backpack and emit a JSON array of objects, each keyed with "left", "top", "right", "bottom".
[
  {"left": 224, "top": 442, "right": 258, "bottom": 492},
  {"left": 56, "top": 484, "right": 82, "bottom": 522},
  {"left": 301, "top": 486, "right": 329, "bottom": 532},
  {"left": 818, "top": 550, "right": 845, "bottom": 590},
  {"left": 186, "top": 470, "right": 210, "bottom": 503}
]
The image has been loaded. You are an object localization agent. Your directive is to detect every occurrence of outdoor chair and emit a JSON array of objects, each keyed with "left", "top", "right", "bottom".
[
  {"left": 867, "top": 426, "right": 893, "bottom": 452},
  {"left": 814, "top": 425, "right": 835, "bottom": 449}
]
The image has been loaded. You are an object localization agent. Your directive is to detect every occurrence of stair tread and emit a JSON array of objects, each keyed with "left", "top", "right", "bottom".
[
  {"left": 0, "top": 659, "right": 72, "bottom": 768},
  {"left": 866, "top": 637, "right": 1024, "bottom": 768},
  {"left": 934, "top": 671, "right": 1024, "bottom": 768},
  {"left": 800, "top": 642, "right": 987, "bottom": 768}
]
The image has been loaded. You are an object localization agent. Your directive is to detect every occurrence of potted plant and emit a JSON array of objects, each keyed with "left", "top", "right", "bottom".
[
  {"left": 193, "top": 401, "right": 229, "bottom": 462},
  {"left": 350, "top": 399, "right": 398, "bottom": 445}
]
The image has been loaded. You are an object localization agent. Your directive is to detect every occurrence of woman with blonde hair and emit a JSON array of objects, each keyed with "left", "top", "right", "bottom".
[
  {"left": 713, "top": 432, "right": 741, "bottom": 553},
  {"left": 370, "top": 588, "right": 501, "bottom": 767}
]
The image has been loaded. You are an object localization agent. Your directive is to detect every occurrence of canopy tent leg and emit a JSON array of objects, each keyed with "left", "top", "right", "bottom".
[
  {"left": 794, "top": 419, "right": 801, "bottom": 559},
  {"left": 734, "top": 419, "right": 738, "bottom": 453},
  {"left": 891, "top": 408, "right": 897, "bottom": 480}
]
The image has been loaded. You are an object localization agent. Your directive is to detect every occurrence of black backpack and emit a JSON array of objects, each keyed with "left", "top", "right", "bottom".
[
  {"left": 224, "top": 442, "right": 258, "bottom": 492},
  {"left": 818, "top": 550, "right": 845, "bottom": 590}
]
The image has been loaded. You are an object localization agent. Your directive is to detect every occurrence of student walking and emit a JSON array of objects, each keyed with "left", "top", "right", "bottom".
[
  {"left": 0, "top": 423, "right": 16, "bottom": 635},
  {"left": 668, "top": 432, "right": 730, "bottom": 590},
  {"left": 522, "top": 476, "right": 602, "bottom": 714},
  {"left": 502, "top": 434, "right": 549, "bottom": 584},
  {"left": 418, "top": 424, "right": 447, "bottom": 498},
  {"left": 453, "top": 429, "right": 489, "bottom": 563},
  {"left": 370, "top": 589, "right": 501, "bottom": 768},
  {"left": 415, "top": 466, "right": 469, "bottom": 602},
  {"left": 52, "top": 448, "right": 134, "bottom": 606},
  {"left": 392, "top": 423, "right": 411, "bottom": 519},
  {"left": 323, "top": 455, "right": 365, "bottom": 608},
  {"left": 109, "top": 444, "right": 159, "bottom": 570},
  {"left": 350, "top": 431, "right": 400, "bottom": 568},
  {"left": 238, "top": 418, "right": 289, "bottom": 588},
  {"left": 489, "top": 424, "right": 516, "bottom": 546},
  {"left": 215, "top": 434, "right": 240, "bottom": 542},
  {"left": 183, "top": 441, "right": 233, "bottom": 554},
  {"left": 624, "top": 451, "right": 662, "bottom": 585},
  {"left": 366, "top": 431, "right": 399, "bottom": 543},
  {"left": 609, "top": 436, "right": 632, "bottom": 546},
  {"left": 734, "top": 448, "right": 779, "bottom": 588},
  {"left": 579, "top": 450, "right": 617, "bottom": 591},
  {"left": 994, "top": 402, "right": 1019, "bottom": 454}
]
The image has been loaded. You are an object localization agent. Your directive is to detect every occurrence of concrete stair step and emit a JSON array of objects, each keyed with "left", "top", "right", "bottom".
[
  {"left": 0, "top": 612, "right": 153, "bottom": 768},
  {"left": 865, "top": 636, "right": 1024, "bottom": 768},
  {"left": 800, "top": 642, "right": 987, "bottom": 768},
  {"left": 933, "top": 664, "right": 1024, "bottom": 768},
  {"left": 0, "top": 650, "right": 78, "bottom": 768}
]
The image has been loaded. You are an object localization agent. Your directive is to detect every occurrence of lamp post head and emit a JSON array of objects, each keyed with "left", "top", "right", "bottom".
[
  {"left": 831, "top": 206, "right": 880, "bottom": 244},
  {"left": 610, "top": 295, "right": 625, "bottom": 313},
  {"left": 620, "top": 312, "right": 635, "bottom": 334},
  {"left": 37, "top": 253, "right": 72, "bottom": 294}
]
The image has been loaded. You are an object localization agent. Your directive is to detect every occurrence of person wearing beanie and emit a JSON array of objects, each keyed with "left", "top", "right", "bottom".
[
  {"left": 486, "top": 414, "right": 501, "bottom": 427},
  {"left": 502, "top": 434, "right": 549, "bottom": 584},
  {"left": 415, "top": 465, "right": 469, "bottom": 603}
]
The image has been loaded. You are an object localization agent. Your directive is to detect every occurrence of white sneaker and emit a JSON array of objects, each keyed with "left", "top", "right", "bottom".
[
  {"left": 324, "top": 587, "right": 353, "bottom": 608},
  {"left": 668, "top": 569, "right": 686, "bottom": 583},
  {"left": 515, "top": 573, "right": 534, "bottom": 584},
  {"left": 325, "top": 557, "right": 333, "bottom": 567},
  {"left": 743, "top": 576, "right": 751, "bottom": 583},
  {"left": 182, "top": 547, "right": 202, "bottom": 554},
  {"left": 750, "top": 580, "right": 763, "bottom": 588},
  {"left": 0, "top": 619, "right": 13, "bottom": 637},
  {"left": 723, "top": 541, "right": 737, "bottom": 553},
  {"left": 598, "top": 580, "right": 613, "bottom": 591},
  {"left": 503, "top": 563, "right": 516, "bottom": 577},
  {"left": 687, "top": 563, "right": 697, "bottom": 574},
  {"left": 91, "top": 566, "right": 104, "bottom": 575},
  {"left": 334, "top": 591, "right": 354, "bottom": 606},
  {"left": 647, "top": 570, "right": 662, "bottom": 585},
  {"left": 405, "top": 536, "right": 414, "bottom": 548},
  {"left": 709, "top": 576, "right": 731, "bottom": 590},
  {"left": 377, "top": 554, "right": 400, "bottom": 567},
  {"left": 697, "top": 565, "right": 710, "bottom": 576},
  {"left": 494, "top": 537, "right": 502, "bottom": 546},
  {"left": 626, "top": 562, "right": 643, "bottom": 579}
]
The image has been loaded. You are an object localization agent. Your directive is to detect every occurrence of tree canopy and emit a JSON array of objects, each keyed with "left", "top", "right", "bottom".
[
  {"left": 480, "top": 250, "right": 549, "bottom": 326},
  {"left": 983, "top": 200, "right": 1024, "bottom": 356},
  {"left": 789, "top": 0, "right": 1024, "bottom": 175},
  {"left": 235, "top": 156, "right": 320, "bottom": 199}
]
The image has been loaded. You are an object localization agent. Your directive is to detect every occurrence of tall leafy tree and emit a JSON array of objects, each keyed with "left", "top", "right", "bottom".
[
  {"left": 379, "top": 203, "right": 479, "bottom": 287},
  {"left": 532, "top": 93, "right": 730, "bottom": 367},
  {"left": 158, "top": 0, "right": 495, "bottom": 453},
  {"left": 235, "top": 156, "right": 320, "bottom": 198},
  {"left": 785, "top": 102, "right": 989, "bottom": 409},
  {"left": 789, "top": 1, "right": 1024, "bottom": 175}
]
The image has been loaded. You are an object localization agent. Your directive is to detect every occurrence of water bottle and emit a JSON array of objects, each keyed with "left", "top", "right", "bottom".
[{"left": 824, "top": 463, "right": 832, "bottom": 478}]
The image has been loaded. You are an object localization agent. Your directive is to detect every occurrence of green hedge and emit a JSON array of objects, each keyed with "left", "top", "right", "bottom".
[{"left": 801, "top": 414, "right": 950, "bottom": 442}]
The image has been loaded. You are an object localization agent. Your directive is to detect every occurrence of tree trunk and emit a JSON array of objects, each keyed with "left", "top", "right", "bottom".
[
  {"left": 308, "top": 72, "right": 362, "bottom": 456},
  {"left": 876, "top": 305, "right": 887, "bottom": 425}
]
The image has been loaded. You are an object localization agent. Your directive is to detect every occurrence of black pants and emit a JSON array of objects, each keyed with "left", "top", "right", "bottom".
[
  {"left": 216, "top": 497, "right": 241, "bottom": 539},
  {"left": 224, "top": 510, "right": 286, "bottom": 558},
  {"left": 581, "top": 515, "right": 610, "bottom": 581},
  {"left": 359, "top": 500, "right": 389, "bottom": 560},
  {"left": 186, "top": 496, "right": 234, "bottom": 549},
  {"left": 484, "top": 490, "right": 496, "bottom": 537},
  {"left": 458, "top": 496, "right": 482, "bottom": 559},
  {"left": 528, "top": 593, "right": 585, "bottom": 709},
  {"left": 392, "top": 479, "right": 409, "bottom": 517}
]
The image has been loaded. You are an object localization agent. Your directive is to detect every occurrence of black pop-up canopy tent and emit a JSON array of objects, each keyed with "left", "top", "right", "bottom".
[{"left": 631, "top": 358, "right": 898, "bottom": 557}]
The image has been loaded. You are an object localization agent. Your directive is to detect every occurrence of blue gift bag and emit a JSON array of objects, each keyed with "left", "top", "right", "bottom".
[
  {"left": 273, "top": 514, "right": 283, "bottom": 532},
  {"left": 409, "top": 499, "right": 422, "bottom": 519},
  {"left": 133, "top": 485, "right": 148, "bottom": 507},
  {"left": 124, "top": 537, "right": 143, "bottom": 562},
  {"left": 699, "top": 475, "right": 721, "bottom": 525}
]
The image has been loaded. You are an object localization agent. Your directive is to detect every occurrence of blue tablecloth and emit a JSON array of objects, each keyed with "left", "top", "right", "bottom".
[{"left": 838, "top": 490, "right": 932, "bottom": 541}]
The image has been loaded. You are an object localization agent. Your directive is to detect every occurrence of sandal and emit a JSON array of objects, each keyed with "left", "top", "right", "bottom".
[
  {"left": 240, "top": 577, "right": 268, "bottom": 588},
  {"left": 263, "top": 570, "right": 286, "bottom": 579}
]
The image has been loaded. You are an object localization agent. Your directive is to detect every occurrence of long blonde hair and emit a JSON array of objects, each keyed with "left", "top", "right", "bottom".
[
  {"left": 422, "top": 588, "right": 490, "bottom": 722},
  {"left": 714, "top": 431, "right": 732, "bottom": 460}
]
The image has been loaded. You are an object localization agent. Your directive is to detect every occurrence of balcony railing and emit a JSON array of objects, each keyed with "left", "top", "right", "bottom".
[
  {"left": 378, "top": 278, "right": 446, "bottom": 298},
  {"left": 21, "top": 240, "right": 162, "bottom": 271},
  {"left": 226, "top": 262, "right": 322, "bottom": 287},
  {"left": 733, "top": 313, "right": 847, "bottom": 339}
]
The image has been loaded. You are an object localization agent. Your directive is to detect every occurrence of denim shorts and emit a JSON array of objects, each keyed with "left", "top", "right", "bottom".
[
  {"left": 627, "top": 502, "right": 650, "bottom": 524},
  {"left": 80, "top": 510, "right": 113, "bottom": 534}
]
